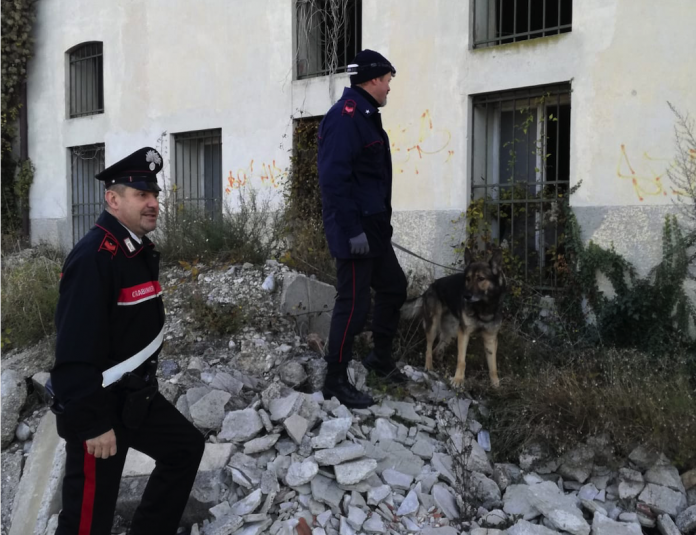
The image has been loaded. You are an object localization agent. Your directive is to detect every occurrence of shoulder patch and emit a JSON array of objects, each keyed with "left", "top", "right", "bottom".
[
  {"left": 342, "top": 99, "right": 357, "bottom": 117},
  {"left": 98, "top": 235, "right": 119, "bottom": 257}
]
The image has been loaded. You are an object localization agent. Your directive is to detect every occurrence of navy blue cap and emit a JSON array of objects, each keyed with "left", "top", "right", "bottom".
[
  {"left": 347, "top": 49, "right": 396, "bottom": 85},
  {"left": 95, "top": 147, "right": 163, "bottom": 192}
]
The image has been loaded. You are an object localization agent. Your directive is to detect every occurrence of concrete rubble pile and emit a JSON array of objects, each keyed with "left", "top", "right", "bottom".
[{"left": 2, "top": 259, "right": 695, "bottom": 535}]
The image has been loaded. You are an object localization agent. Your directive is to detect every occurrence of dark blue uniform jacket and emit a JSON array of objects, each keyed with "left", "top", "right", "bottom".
[
  {"left": 51, "top": 210, "right": 165, "bottom": 440},
  {"left": 318, "top": 86, "right": 393, "bottom": 259}
]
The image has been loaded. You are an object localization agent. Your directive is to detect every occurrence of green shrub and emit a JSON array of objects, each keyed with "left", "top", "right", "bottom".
[
  {"left": 1, "top": 245, "right": 63, "bottom": 349},
  {"left": 154, "top": 187, "right": 285, "bottom": 264},
  {"left": 187, "top": 292, "right": 246, "bottom": 336}
]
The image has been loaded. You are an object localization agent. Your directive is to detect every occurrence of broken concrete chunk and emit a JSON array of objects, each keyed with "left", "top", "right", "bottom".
[
  {"left": 189, "top": 388, "right": 232, "bottom": 430},
  {"left": 230, "top": 488, "right": 263, "bottom": 516},
  {"left": 334, "top": 459, "right": 377, "bottom": 486},
  {"left": 315, "top": 443, "right": 365, "bottom": 466},
  {"left": 269, "top": 391, "right": 303, "bottom": 423},
  {"left": 285, "top": 458, "right": 319, "bottom": 487},
  {"left": 283, "top": 413, "right": 309, "bottom": 445},
  {"left": 219, "top": 409, "right": 263, "bottom": 442},
  {"left": 243, "top": 433, "right": 281, "bottom": 454},
  {"left": 311, "top": 418, "right": 352, "bottom": 450}
]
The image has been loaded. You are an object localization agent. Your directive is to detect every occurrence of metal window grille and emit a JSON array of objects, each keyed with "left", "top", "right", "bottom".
[
  {"left": 71, "top": 143, "right": 105, "bottom": 245},
  {"left": 296, "top": 0, "right": 361, "bottom": 79},
  {"left": 472, "top": 0, "right": 572, "bottom": 49},
  {"left": 173, "top": 129, "right": 223, "bottom": 217},
  {"left": 68, "top": 42, "right": 104, "bottom": 118},
  {"left": 471, "top": 83, "right": 571, "bottom": 289}
]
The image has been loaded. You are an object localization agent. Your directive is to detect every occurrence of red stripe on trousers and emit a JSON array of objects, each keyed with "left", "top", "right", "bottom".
[
  {"left": 78, "top": 443, "right": 96, "bottom": 535},
  {"left": 339, "top": 261, "right": 356, "bottom": 363}
]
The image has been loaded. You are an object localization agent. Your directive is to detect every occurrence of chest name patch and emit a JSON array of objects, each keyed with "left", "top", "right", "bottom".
[{"left": 118, "top": 281, "right": 163, "bottom": 306}]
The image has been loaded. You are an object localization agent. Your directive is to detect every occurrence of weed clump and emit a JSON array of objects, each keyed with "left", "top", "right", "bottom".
[
  {"left": 1, "top": 245, "right": 63, "bottom": 350},
  {"left": 472, "top": 343, "right": 696, "bottom": 470},
  {"left": 154, "top": 187, "right": 285, "bottom": 265},
  {"left": 188, "top": 292, "right": 247, "bottom": 336}
]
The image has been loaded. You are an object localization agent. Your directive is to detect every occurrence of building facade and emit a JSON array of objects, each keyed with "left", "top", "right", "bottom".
[{"left": 27, "top": 0, "right": 696, "bottom": 279}]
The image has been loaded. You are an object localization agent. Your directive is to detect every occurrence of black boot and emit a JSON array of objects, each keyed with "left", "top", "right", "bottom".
[
  {"left": 322, "top": 367, "right": 374, "bottom": 409},
  {"left": 362, "top": 350, "right": 409, "bottom": 384}
]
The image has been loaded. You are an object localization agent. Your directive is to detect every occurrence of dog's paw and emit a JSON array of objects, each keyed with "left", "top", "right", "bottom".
[
  {"left": 491, "top": 377, "right": 500, "bottom": 388},
  {"left": 450, "top": 376, "right": 464, "bottom": 388}
]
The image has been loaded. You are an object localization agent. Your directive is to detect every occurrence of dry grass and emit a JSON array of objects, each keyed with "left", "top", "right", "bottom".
[
  {"left": 154, "top": 187, "right": 285, "bottom": 264},
  {"left": 467, "top": 338, "right": 696, "bottom": 470},
  {"left": 280, "top": 219, "right": 336, "bottom": 285},
  {"left": 1, "top": 245, "right": 63, "bottom": 350},
  {"left": 394, "top": 295, "right": 696, "bottom": 470}
]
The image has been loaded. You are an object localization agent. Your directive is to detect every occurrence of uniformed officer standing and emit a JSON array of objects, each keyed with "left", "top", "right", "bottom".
[
  {"left": 317, "top": 50, "right": 409, "bottom": 408},
  {"left": 51, "top": 147, "right": 204, "bottom": 535}
]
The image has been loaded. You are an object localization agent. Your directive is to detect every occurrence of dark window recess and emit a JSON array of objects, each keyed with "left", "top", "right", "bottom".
[
  {"left": 473, "top": 0, "right": 572, "bottom": 48},
  {"left": 71, "top": 143, "right": 106, "bottom": 245},
  {"left": 296, "top": 0, "right": 361, "bottom": 79},
  {"left": 471, "top": 83, "right": 571, "bottom": 289},
  {"left": 172, "top": 129, "right": 223, "bottom": 218},
  {"left": 68, "top": 42, "right": 104, "bottom": 118}
]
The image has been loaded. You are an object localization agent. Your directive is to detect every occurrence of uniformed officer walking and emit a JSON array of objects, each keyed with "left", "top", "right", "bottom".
[
  {"left": 51, "top": 147, "right": 204, "bottom": 534},
  {"left": 317, "top": 50, "right": 409, "bottom": 408}
]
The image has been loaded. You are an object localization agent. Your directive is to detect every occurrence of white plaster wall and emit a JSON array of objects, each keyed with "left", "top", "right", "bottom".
[
  {"left": 27, "top": 0, "right": 696, "bottom": 257},
  {"left": 359, "top": 0, "right": 696, "bottom": 213},
  {"left": 28, "top": 0, "right": 294, "bottom": 247}
]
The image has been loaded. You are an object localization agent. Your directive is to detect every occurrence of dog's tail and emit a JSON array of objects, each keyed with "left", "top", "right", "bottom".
[{"left": 400, "top": 295, "right": 423, "bottom": 320}]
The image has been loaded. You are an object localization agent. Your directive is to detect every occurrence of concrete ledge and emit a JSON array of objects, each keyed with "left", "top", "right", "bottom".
[
  {"left": 9, "top": 412, "right": 65, "bottom": 535},
  {"left": 280, "top": 273, "right": 335, "bottom": 339}
]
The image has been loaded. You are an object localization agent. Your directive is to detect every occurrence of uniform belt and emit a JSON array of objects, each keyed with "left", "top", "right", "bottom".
[{"left": 102, "top": 325, "right": 165, "bottom": 387}]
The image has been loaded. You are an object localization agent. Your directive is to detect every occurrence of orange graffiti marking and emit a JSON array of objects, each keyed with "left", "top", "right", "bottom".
[
  {"left": 387, "top": 109, "right": 453, "bottom": 175},
  {"left": 226, "top": 159, "right": 287, "bottom": 193},
  {"left": 617, "top": 145, "right": 678, "bottom": 201}
]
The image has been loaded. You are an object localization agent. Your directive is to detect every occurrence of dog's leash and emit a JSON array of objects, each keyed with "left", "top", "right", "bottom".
[{"left": 391, "top": 241, "right": 464, "bottom": 273}]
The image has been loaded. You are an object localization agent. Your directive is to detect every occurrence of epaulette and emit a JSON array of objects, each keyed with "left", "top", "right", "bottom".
[
  {"left": 98, "top": 234, "right": 119, "bottom": 257},
  {"left": 342, "top": 99, "right": 357, "bottom": 117}
]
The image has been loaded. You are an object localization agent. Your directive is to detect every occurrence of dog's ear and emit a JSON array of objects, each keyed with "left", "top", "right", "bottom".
[
  {"left": 489, "top": 248, "right": 503, "bottom": 274},
  {"left": 464, "top": 247, "right": 474, "bottom": 266}
]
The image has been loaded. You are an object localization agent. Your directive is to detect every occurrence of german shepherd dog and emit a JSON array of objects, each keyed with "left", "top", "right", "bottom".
[{"left": 403, "top": 250, "right": 506, "bottom": 387}]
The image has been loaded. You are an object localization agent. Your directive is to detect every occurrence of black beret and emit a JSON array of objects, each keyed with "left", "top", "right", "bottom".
[
  {"left": 347, "top": 49, "right": 396, "bottom": 85},
  {"left": 95, "top": 147, "right": 163, "bottom": 192}
]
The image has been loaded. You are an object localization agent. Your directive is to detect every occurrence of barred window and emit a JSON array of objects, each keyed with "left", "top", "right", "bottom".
[
  {"left": 68, "top": 42, "right": 104, "bottom": 118},
  {"left": 471, "top": 83, "right": 571, "bottom": 289},
  {"left": 296, "top": 0, "right": 361, "bottom": 79},
  {"left": 173, "top": 129, "right": 223, "bottom": 217},
  {"left": 70, "top": 143, "right": 105, "bottom": 245},
  {"left": 472, "top": 0, "right": 572, "bottom": 49}
]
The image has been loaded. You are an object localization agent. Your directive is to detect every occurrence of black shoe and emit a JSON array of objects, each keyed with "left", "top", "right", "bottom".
[
  {"left": 322, "top": 374, "right": 374, "bottom": 409},
  {"left": 362, "top": 351, "right": 409, "bottom": 385}
]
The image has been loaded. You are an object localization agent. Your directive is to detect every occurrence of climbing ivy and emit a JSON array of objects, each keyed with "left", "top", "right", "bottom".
[
  {"left": 460, "top": 190, "right": 696, "bottom": 354},
  {"left": 1, "top": 0, "right": 38, "bottom": 236},
  {"left": 280, "top": 117, "right": 335, "bottom": 283}
]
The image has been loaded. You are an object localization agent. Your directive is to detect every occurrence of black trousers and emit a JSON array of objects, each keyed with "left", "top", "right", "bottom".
[
  {"left": 56, "top": 393, "right": 205, "bottom": 535},
  {"left": 327, "top": 243, "right": 407, "bottom": 367}
]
